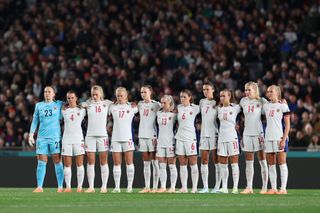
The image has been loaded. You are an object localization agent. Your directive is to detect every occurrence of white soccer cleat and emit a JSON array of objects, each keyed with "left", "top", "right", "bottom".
[
  {"left": 240, "top": 188, "right": 254, "bottom": 194},
  {"left": 127, "top": 188, "right": 133, "bottom": 193},
  {"left": 231, "top": 188, "right": 239, "bottom": 194},
  {"left": 218, "top": 188, "right": 229, "bottom": 194},
  {"left": 112, "top": 188, "right": 121, "bottom": 193},
  {"left": 210, "top": 188, "right": 220, "bottom": 194},
  {"left": 198, "top": 188, "right": 209, "bottom": 193}
]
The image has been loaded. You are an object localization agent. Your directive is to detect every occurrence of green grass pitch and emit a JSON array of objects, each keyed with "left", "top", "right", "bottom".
[{"left": 0, "top": 188, "right": 320, "bottom": 213}]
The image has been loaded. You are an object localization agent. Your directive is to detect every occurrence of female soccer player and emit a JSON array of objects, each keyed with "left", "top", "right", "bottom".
[
  {"left": 198, "top": 82, "right": 220, "bottom": 193},
  {"left": 82, "top": 85, "right": 112, "bottom": 193},
  {"left": 138, "top": 85, "right": 161, "bottom": 193},
  {"left": 239, "top": 82, "right": 268, "bottom": 194},
  {"left": 175, "top": 89, "right": 200, "bottom": 193},
  {"left": 61, "top": 91, "right": 86, "bottom": 192},
  {"left": 217, "top": 89, "right": 241, "bottom": 194},
  {"left": 156, "top": 95, "right": 178, "bottom": 193},
  {"left": 109, "top": 87, "right": 138, "bottom": 193},
  {"left": 263, "top": 85, "right": 290, "bottom": 194},
  {"left": 29, "top": 86, "right": 64, "bottom": 192}
]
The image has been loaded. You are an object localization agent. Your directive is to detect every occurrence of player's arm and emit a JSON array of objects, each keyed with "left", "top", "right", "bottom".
[
  {"left": 29, "top": 104, "right": 39, "bottom": 146},
  {"left": 280, "top": 113, "right": 291, "bottom": 150}
]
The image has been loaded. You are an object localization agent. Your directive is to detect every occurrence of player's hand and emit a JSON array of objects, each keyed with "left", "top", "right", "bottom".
[
  {"left": 29, "top": 133, "right": 35, "bottom": 147},
  {"left": 279, "top": 139, "right": 285, "bottom": 150}
]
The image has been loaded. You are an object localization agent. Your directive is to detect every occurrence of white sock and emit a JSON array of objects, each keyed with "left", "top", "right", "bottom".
[
  {"left": 201, "top": 164, "right": 208, "bottom": 189},
  {"left": 87, "top": 164, "right": 95, "bottom": 189},
  {"left": 126, "top": 164, "right": 135, "bottom": 190},
  {"left": 64, "top": 166, "right": 71, "bottom": 188},
  {"left": 191, "top": 164, "right": 199, "bottom": 191},
  {"left": 214, "top": 163, "right": 221, "bottom": 190},
  {"left": 77, "top": 165, "right": 84, "bottom": 189},
  {"left": 231, "top": 163, "right": 239, "bottom": 190},
  {"left": 279, "top": 164, "right": 288, "bottom": 190},
  {"left": 100, "top": 164, "right": 109, "bottom": 189},
  {"left": 113, "top": 165, "right": 121, "bottom": 189},
  {"left": 169, "top": 164, "right": 177, "bottom": 189},
  {"left": 180, "top": 165, "right": 188, "bottom": 190},
  {"left": 159, "top": 163, "right": 167, "bottom": 189},
  {"left": 269, "top": 164, "right": 277, "bottom": 190},
  {"left": 152, "top": 160, "right": 159, "bottom": 190},
  {"left": 143, "top": 161, "right": 151, "bottom": 189},
  {"left": 246, "top": 160, "right": 254, "bottom": 189},
  {"left": 220, "top": 164, "right": 228, "bottom": 190},
  {"left": 259, "top": 160, "right": 268, "bottom": 190}
]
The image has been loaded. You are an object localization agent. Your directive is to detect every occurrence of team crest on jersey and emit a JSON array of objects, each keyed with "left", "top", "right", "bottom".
[
  {"left": 77, "top": 113, "right": 80, "bottom": 116},
  {"left": 169, "top": 117, "right": 172, "bottom": 120},
  {"left": 190, "top": 112, "right": 193, "bottom": 115},
  {"left": 277, "top": 109, "right": 280, "bottom": 112},
  {"left": 103, "top": 104, "right": 106, "bottom": 107},
  {"left": 151, "top": 108, "right": 154, "bottom": 111},
  {"left": 127, "top": 110, "right": 130, "bottom": 113},
  {"left": 229, "top": 111, "right": 233, "bottom": 115},
  {"left": 54, "top": 106, "right": 57, "bottom": 110},
  {"left": 256, "top": 104, "right": 260, "bottom": 108}
]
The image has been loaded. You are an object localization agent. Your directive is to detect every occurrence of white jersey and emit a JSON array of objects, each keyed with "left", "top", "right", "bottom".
[
  {"left": 82, "top": 100, "right": 112, "bottom": 137},
  {"left": 175, "top": 104, "right": 200, "bottom": 142},
  {"left": 138, "top": 100, "right": 161, "bottom": 138},
  {"left": 240, "top": 97, "right": 267, "bottom": 136},
  {"left": 199, "top": 98, "right": 218, "bottom": 138},
  {"left": 62, "top": 107, "right": 86, "bottom": 144},
  {"left": 157, "top": 111, "right": 177, "bottom": 147},
  {"left": 109, "top": 103, "right": 138, "bottom": 142},
  {"left": 217, "top": 104, "right": 241, "bottom": 143},
  {"left": 263, "top": 102, "right": 290, "bottom": 141}
]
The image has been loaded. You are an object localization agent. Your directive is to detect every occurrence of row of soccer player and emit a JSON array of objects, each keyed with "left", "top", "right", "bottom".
[{"left": 29, "top": 82, "right": 290, "bottom": 194}]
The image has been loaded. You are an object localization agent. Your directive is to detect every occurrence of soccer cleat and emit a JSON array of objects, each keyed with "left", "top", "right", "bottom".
[
  {"left": 240, "top": 188, "right": 254, "bottom": 194},
  {"left": 84, "top": 188, "right": 95, "bottom": 193},
  {"left": 100, "top": 188, "right": 107, "bottom": 193},
  {"left": 167, "top": 188, "right": 176, "bottom": 193},
  {"left": 176, "top": 188, "right": 188, "bottom": 193},
  {"left": 112, "top": 188, "right": 121, "bottom": 193},
  {"left": 63, "top": 188, "right": 72, "bottom": 193},
  {"left": 259, "top": 189, "right": 267, "bottom": 194},
  {"left": 210, "top": 188, "right": 220, "bottom": 194},
  {"left": 231, "top": 189, "right": 239, "bottom": 194},
  {"left": 57, "top": 188, "right": 63, "bottom": 193},
  {"left": 276, "top": 189, "right": 287, "bottom": 195},
  {"left": 32, "top": 187, "right": 43, "bottom": 193},
  {"left": 262, "top": 189, "right": 278, "bottom": 194},
  {"left": 149, "top": 189, "right": 158, "bottom": 193},
  {"left": 191, "top": 188, "right": 197, "bottom": 194},
  {"left": 218, "top": 188, "right": 229, "bottom": 194},
  {"left": 157, "top": 188, "right": 167, "bottom": 193},
  {"left": 139, "top": 188, "right": 150, "bottom": 193},
  {"left": 127, "top": 188, "right": 133, "bottom": 193},
  {"left": 76, "top": 188, "right": 83, "bottom": 193},
  {"left": 198, "top": 188, "right": 209, "bottom": 193}
]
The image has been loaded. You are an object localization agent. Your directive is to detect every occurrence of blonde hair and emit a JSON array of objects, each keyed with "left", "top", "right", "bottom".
[
  {"left": 115, "top": 87, "right": 128, "bottom": 102},
  {"left": 268, "top": 85, "right": 282, "bottom": 100},
  {"left": 245, "top": 81, "right": 260, "bottom": 99},
  {"left": 161, "top": 95, "right": 175, "bottom": 111},
  {"left": 91, "top": 85, "right": 104, "bottom": 100}
]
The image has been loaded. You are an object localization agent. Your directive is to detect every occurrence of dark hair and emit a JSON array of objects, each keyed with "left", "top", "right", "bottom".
[
  {"left": 203, "top": 81, "right": 215, "bottom": 90},
  {"left": 180, "top": 89, "right": 193, "bottom": 103},
  {"left": 220, "top": 89, "right": 235, "bottom": 105},
  {"left": 66, "top": 90, "right": 78, "bottom": 97}
]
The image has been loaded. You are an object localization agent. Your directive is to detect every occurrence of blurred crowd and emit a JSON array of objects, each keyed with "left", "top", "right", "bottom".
[{"left": 0, "top": 0, "right": 319, "bottom": 151}]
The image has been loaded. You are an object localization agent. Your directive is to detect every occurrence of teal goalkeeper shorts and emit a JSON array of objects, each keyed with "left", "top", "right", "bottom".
[{"left": 36, "top": 138, "right": 61, "bottom": 155}]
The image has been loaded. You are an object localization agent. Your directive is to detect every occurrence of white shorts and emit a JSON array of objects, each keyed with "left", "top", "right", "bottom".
[
  {"left": 62, "top": 143, "right": 85, "bottom": 156},
  {"left": 85, "top": 136, "right": 109, "bottom": 152},
  {"left": 175, "top": 140, "right": 197, "bottom": 156},
  {"left": 139, "top": 138, "right": 157, "bottom": 152},
  {"left": 199, "top": 137, "right": 217, "bottom": 150},
  {"left": 242, "top": 135, "right": 264, "bottom": 152},
  {"left": 265, "top": 140, "right": 284, "bottom": 153},
  {"left": 218, "top": 141, "right": 240, "bottom": 157},
  {"left": 156, "top": 147, "right": 175, "bottom": 158},
  {"left": 111, "top": 141, "right": 135, "bottom": 152}
]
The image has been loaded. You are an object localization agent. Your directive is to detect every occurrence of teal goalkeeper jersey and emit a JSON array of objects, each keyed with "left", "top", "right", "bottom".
[{"left": 30, "top": 100, "right": 63, "bottom": 139}]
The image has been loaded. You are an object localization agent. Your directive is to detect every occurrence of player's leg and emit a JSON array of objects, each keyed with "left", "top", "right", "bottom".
[
  {"left": 257, "top": 150, "right": 268, "bottom": 193},
  {"left": 84, "top": 136, "right": 97, "bottom": 192},
  {"left": 178, "top": 155, "right": 188, "bottom": 193},
  {"left": 218, "top": 155, "right": 229, "bottom": 194},
  {"left": 211, "top": 148, "right": 221, "bottom": 193},
  {"left": 139, "top": 139, "right": 151, "bottom": 193},
  {"left": 63, "top": 155, "right": 72, "bottom": 192},
  {"left": 277, "top": 151, "right": 288, "bottom": 194},
  {"left": 265, "top": 152, "right": 277, "bottom": 194},
  {"left": 188, "top": 155, "right": 199, "bottom": 193},
  {"left": 230, "top": 154, "right": 239, "bottom": 194},
  {"left": 167, "top": 155, "right": 177, "bottom": 193},
  {"left": 241, "top": 152, "right": 254, "bottom": 194},
  {"left": 125, "top": 150, "right": 134, "bottom": 193},
  {"left": 157, "top": 156, "right": 167, "bottom": 193},
  {"left": 112, "top": 150, "right": 122, "bottom": 193},
  {"left": 150, "top": 144, "right": 159, "bottom": 192},
  {"left": 199, "top": 149, "right": 209, "bottom": 193},
  {"left": 75, "top": 153, "right": 84, "bottom": 193},
  {"left": 52, "top": 153, "right": 63, "bottom": 192},
  {"left": 34, "top": 153, "right": 48, "bottom": 193},
  {"left": 98, "top": 151, "right": 109, "bottom": 193}
]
